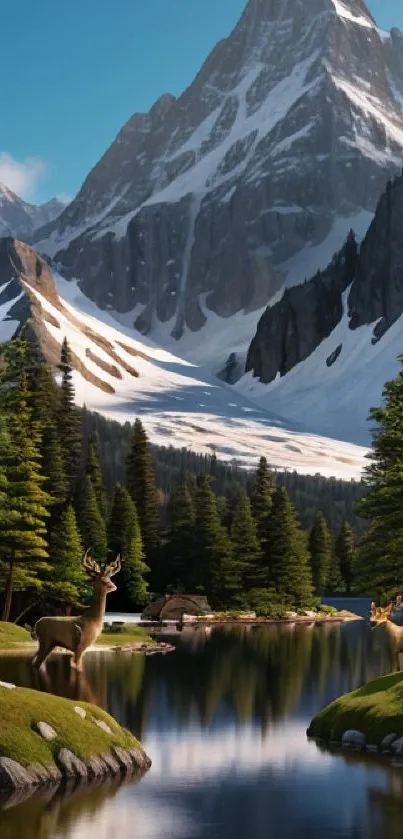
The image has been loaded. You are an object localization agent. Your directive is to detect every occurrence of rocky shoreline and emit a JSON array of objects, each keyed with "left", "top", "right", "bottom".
[
  {"left": 0, "top": 683, "right": 151, "bottom": 808},
  {"left": 308, "top": 729, "right": 403, "bottom": 762},
  {"left": 0, "top": 743, "right": 151, "bottom": 801}
]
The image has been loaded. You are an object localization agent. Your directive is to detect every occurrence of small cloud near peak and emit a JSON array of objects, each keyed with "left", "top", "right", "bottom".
[{"left": 0, "top": 152, "right": 47, "bottom": 201}]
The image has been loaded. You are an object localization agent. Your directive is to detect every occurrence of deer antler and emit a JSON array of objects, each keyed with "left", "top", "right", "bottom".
[
  {"left": 104, "top": 555, "right": 121, "bottom": 578},
  {"left": 82, "top": 549, "right": 102, "bottom": 577}
]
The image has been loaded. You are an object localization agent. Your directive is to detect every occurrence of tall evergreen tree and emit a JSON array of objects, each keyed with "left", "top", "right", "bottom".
[
  {"left": 335, "top": 521, "right": 355, "bottom": 595},
  {"left": 126, "top": 419, "right": 159, "bottom": 561},
  {"left": 167, "top": 482, "right": 195, "bottom": 590},
  {"left": 108, "top": 483, "right": 149, "bottom": 607},
  {"left": 231, "top": 490, "right": 260, "bottom": 589},
  {"left": 268, "top": 486, "right": 313, "bottom": 607},
  {"left": 193, "top": 476, "right": 238, "bottom": 606},
  {"left": 309, "top": 512, "right": 332, "bottom": 596},
  {"left": 354, "top": 359, "right": 403, "bottom": 598},
  {"left": 77, "top": 475, "right": 107, "bottom": 563},
  {"left": 326, "top": 555, "right": 343, "bottom": 595},
  {"left": 41, "top": 426, "right": 68, "bottom": 511},
  {"left": 0, "top": 344, "right": 51, "bottom": 620},
  {"left": 251, "top": 456, "right": 276, "bottom": 584},
  {"left": 47, "top": 505, "right": 86, "bottom": 609},
  {"left": 58, "top": 338, "right": 81, "bottom": 500},
  {"left": 85, "top": 431, "right": 108, "bottom": 519}
]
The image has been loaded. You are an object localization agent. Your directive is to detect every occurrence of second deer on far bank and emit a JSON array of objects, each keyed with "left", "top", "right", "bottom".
[
  {"left": 32, "top": 551, "right": 121, "bottom": 672},
  {"left": 370, "top": 600, "right": 403, "bottom": 672}
]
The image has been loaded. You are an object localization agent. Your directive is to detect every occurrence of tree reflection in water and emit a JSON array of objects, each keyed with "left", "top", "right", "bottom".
[{"left": 0, "top": 621, "right": 400, "bottom": 839}]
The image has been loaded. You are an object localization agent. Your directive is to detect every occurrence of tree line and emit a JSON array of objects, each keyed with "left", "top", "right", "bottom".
[{"left": 0, "top": 331, "right": 362, "bottom": 621}]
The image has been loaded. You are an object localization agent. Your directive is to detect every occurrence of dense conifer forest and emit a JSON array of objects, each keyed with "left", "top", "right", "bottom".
[{"left": 0, "top": 327, "right": 395, "bottom": 622}]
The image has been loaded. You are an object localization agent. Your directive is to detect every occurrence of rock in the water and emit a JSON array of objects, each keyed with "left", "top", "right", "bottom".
[
  {"left": 74, "top": 706, "right": 86, "bottom": 719},
  {"left": 27, "top": 762, "right": 61, "bottom": 786},
  {"left": 0, "top": 758, "right": 36, "bottom": 790},
  {"left": 95, "top": 719, "right": 113, "bottom": 735},
  {"left": 391, "top": 737, "right": 403, "bottom": 756},
  {"left": 100, "top": 752, "right": 121, "bottom": 774},
  {"left": 341, "top": 730, "right": 366, "bottom": 749},
  {"left": 112, "top": 746, "right": 135, "bottom": 774},
  {"left": 55, "top": 749, "right": 88, "bottom": 779},
  {"left": 128, "top": 746, "right": 151, "bottom": 770},
  {"left": 87, "top": 755, "right": 108, "bottom": 780},
  {"left": 381, "top": 734, "right": 398, "bottom": 752},
  {"left": 33, "top": 721, "right": 57, "bottom": 741}
]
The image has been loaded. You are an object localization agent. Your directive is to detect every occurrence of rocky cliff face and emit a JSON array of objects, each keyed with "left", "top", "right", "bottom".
[
  {"left": 36, "top": 0, "right": 403, "bottom": 358},
  {"left": 242, "top": 173, "right": 403, "bottom": 442},
  {"left": 0, "top": 185, "right": 66, "bottom": 241}
]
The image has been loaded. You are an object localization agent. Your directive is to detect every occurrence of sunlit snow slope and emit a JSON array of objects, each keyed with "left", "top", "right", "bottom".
[
  {"left": 51, "top": 276, "right": 367, "bottom": 480},
  {"left": 0, "top": 239, "right": 367, "bottom": 479}
]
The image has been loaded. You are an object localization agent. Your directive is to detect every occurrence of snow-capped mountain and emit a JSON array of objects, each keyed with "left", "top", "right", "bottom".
[
  {"left": 242, "top": 172, "right": 403, "bottom": 445},
  {"left": 36, "top": 0, "right": 403, "bottom": 373},
  {"left": 0, "top": 237, "right": 366, "bottom": 479},
  {"left": 0, "top": 183, "right": 67, "bottom": 241}
]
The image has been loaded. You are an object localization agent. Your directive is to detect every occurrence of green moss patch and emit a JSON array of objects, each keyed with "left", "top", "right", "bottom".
[
  {"left": 0, "top": 622, "right": 33, "bottom": 650},
  {"left": 0, "top": 685, "right": 140, "bottom": 768},
  {"left": 98, "top": 624, "right": 152, "bottom": 646},
  {"left": 308, "top": 673, "right": 403, "bottom": 744}
]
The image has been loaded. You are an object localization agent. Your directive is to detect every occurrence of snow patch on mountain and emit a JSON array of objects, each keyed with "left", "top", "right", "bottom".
[
  {"left": 45, "top": 273, "right": 365, "bottom": 479},
  {"left": 331, "top": 0, "right": 373, "bottom": 28},
  {"left": 237, "top": 288, "right": 403, "bottom": 446}
]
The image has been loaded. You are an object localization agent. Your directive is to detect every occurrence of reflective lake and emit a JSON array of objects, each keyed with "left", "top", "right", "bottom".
[{"left": 1, "top": 609, "right": 403, "bottom": 839}]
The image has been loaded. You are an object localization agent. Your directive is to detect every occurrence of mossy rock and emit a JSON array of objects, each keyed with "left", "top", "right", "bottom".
[
  {"left": 0, "top": 685, "right": 144, "bottom": 770},
  {"left": 308, "top": 673, "right": 403, "bottom": 745}
]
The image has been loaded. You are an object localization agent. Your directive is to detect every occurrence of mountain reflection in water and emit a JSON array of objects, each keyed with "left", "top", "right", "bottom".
[{"left": 0, "top": 620, "right": 402, "bottom": 839}]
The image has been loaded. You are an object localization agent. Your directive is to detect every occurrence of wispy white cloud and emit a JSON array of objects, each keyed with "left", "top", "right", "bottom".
[{"left": 0, "top": 152, "right": 47, "bottom": 200}]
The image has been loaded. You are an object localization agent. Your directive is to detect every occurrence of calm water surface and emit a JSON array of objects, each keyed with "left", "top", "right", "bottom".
[{"left": 1, "top": 605, "right": 403, "bottom": 839}]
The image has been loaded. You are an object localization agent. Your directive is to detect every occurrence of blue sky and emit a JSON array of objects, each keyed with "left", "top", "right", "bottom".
[{"left": 1, "top": 0, "right": 402, "bottom": 204}]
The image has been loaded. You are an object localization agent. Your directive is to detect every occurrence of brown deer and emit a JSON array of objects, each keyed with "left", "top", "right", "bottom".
[
  {"left": 370, "top": 599, "right": 403, "bottom": 672},
  {"left": 32, "top": 551, "right": 121, "bottom": 672}
]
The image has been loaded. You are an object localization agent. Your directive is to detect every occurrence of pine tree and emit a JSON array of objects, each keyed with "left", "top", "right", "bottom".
[
  {"left": 231, "top": 490, "right": 260, "bottom": 589},
  {"left": 126, "top": 419, "right": 159, "bottom": 561},
  {"left": 354, "top": 359, "right": 403, "bottom": 599},
  {"left": 0, "top": 344, "right": 51, "bottom": 620},
  {"left": 85, "top": 431, "right": 108, "bottom": 519},
  {"left": 326, "top": 555, "right": 343, "bottom": 595},
  {"left": 167, "top": 482, "right": 195, "bottom": 590},
  {"left": 108, "top": 483, "right": 149, "bottom": 607},
  {"left": 77, "top": 475, "right": 107, "bottom": 563},
  {"left": 41, "top": 426, "right": 68, "bottom": 510},
  {"left": 251, "top": 456, "right": 276, "bottom": 584},
  {"left": 335, "top": 521, "right": 355, "bottom": 594},
  {"left": 268, "top": 486, "right": 313, "bottom": 607},
  {"left": 47, "top": 505, "right": 86, "bottom": 608},
  {"left": 194, "top": 476, "right": 238, "bottom": 606},
  {"left": 309, "top": 512, "right": 332, "bottom": 596},
  {"left": 58, "top": 338, "right": 81, "bottom": 500}
]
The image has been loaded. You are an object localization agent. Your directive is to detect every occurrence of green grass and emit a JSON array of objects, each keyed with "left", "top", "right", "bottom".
[
  {"left": 97, "top": 623, "right": 152, "bottom": 646},
  {"left": 0, "top": 685, "right": 141, "bottom": 768},
  {"left": 308, "top": 672, "right": 403, "bottom": 744},
  {"left": 0, "top": 622, "right": 33, "bottom": 649}
]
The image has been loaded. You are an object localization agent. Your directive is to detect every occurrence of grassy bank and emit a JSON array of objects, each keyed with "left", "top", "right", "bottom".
[
  {"left": 308, "top": 673, "right": 403, "bottom": 744},
  {"left": 0, "top": 684, "right": 140, "bottom": 768},
  {"left": 0, "top": 622, "right": 33, "bottom": 649},
  {"left": 97, "top": 624, "right": 153, "bottom": 646}
]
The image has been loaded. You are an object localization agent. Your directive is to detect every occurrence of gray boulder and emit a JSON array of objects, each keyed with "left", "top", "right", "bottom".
[
  {"left": 55, "top": 749, "right": 88, "bottom": 779},
  {"left": 0, "top": 758, "right": 36, "bottom": 790},
  {"left": 341, "top": 730, "right": 366, "bottom": 749}
]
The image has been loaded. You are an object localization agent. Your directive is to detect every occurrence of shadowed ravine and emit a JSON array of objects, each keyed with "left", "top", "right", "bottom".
[{"left": 1, "top": 612, "right": 403, "bottom": 838}]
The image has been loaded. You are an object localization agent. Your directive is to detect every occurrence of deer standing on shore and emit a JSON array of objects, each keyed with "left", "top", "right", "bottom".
[
  {"left": 32, "top": 551, "right": 121, "bottom": 672},
  {"left": 370, "top": 599, "right": 403, "bottom": 672}
]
